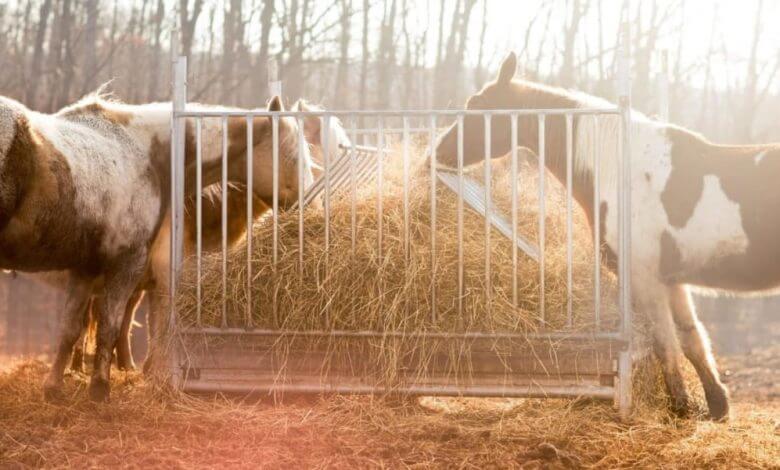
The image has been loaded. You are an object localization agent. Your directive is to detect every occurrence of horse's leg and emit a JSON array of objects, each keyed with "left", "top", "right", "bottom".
[
  {"left": 89, "top": 250, "right": 147, "bottom": 402},
  {"left": 669, "top": 285, "right": 729, "bottom": 421},
  {"left": 43, "top": 275, "right": 93, "bottom": 401},
  {"left": 141, "top": 287, "right": 167, "bottom": 378},
  {"left": 115, "top": 288, "right": 144, "bottom": 371},
  {"left": 69, "top": 297, "right": 93, "bottom": 373},
  {"left": 640, "top": 285, "right": 694, "bottom": 417}
]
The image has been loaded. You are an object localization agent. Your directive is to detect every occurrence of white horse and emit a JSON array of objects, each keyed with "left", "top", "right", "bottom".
[
  {"left": 0, "top": 93, "right": 314, "bottom": 401},
  {"left": 435, "top": 52, "right": 780, "bottom": 421}
]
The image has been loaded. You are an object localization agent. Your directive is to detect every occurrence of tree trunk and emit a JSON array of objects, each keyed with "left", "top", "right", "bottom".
[{"left": 25, "top": 0, "right": 53, "bottom": 109}]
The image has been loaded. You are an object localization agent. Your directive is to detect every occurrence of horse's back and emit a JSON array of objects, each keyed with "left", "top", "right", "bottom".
[{"left": 0, "top": 103, "right": 162, "bottom": 273}]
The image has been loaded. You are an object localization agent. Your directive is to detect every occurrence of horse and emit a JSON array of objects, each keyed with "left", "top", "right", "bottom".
[
  {"left": 75, "top": 100, "right": 351, "bottom": 373},
  {"left": 0, "top": 92, "right": 314, "bottom": 401},
  {"left": 434, "top": 52, "right": 780, "bottom": 421},
  {"left": 292, "top": 100, "right": 351, "bottom": 170}
]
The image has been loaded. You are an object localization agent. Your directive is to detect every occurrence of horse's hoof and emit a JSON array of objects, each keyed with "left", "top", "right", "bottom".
[
  {"left": 706, "top": 389, "right": 730, "bottom": 422},
  {"left": 43, "top": 384, "right": 66, "bottom": 403},
  {"left": 88, "top": 378, "right": 111, "bottom": 403},
  {"left": 117, "top": 361, "right": 136, "bottom": 372}
]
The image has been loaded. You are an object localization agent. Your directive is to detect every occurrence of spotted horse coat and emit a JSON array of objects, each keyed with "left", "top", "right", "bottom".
[{"left": 0, "top": 93, "right": 314, "bottom": 401}]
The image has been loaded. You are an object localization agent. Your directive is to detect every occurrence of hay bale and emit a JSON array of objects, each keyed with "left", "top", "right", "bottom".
[{"left": 175, "top": 144, "right": 630, "bottom": 386}]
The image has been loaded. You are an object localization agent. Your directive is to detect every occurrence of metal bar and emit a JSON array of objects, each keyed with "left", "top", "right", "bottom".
[
  {"left": 402, "top": 116, "right": 410, "bottom": 263},
  {"left": 221, "top": 116, "right": 228, "bottom": 329},
  {"left": 297, "top": 116, "right": 306, "bottom": 277},
  {"left": 322, "top": 115, "right": 331, "bottom": 327},
  {"left": 246, "top": 115, "right": 253, "bottom": 329},
  {"left": 180, "top": 326, "right": 625, "bottom": 342},
  {"left": 593, "top": 117, "right": 601, "bottom": 330},
  {"left": 510, "top": 114, "right": 519, "bottom": 308},
  {"left": 565, "top": 114, "right": 573, "bottom": 327},
  {"left": 616, "top": 20, "right": 633, "bottom": 418},
  {"left": 182, "top": 382, "right": 617, "bottom": 401},
  {"left": 272, "top": 115, "right": 279, "bottom": 327},
  {"left": 456, "top": 115, "right": 465, "bottom": 325},
  {"left": 483, "top": 115, "right": 492, "bottom": 315},
  {"left": 168, "top": 46, "right": 186, "bottom": 389},
  {"left": 435, "top": 172, "right": 539, "bottom": 264},
  {"left": 195, "top": 118, "right": 203, "bottom": 327},
  {"left": 429, "top": 114, "right": 437, "bottom": 324},
  {"left": 538, "top": 115, "right": 546, "bottom": 326},
  {"left": 350, "top": 119, "right": 358, "bottom": 256},
  {"left": 176, "top": 108, "right": 622, "bottom": 118},
  {"left": 376, "top": 118, "right": 384, "bottom": 259},
  {"left": 617, "top": 350, "right": 632, "bottom": 417}
]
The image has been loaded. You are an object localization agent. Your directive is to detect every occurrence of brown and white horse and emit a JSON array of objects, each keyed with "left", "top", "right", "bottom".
[
  {"left": 435, "top": 52, "right": 780, "bottom": 421},
  {"left": 0, "top": 93, "right": 314, "bottom": 401}
]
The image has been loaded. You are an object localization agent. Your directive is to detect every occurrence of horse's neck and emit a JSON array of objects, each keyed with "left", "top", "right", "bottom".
[
  {"left": 121, "top": 103, "right": 237, "bottom": 193},
  {"left": 524, "top": 91, "right": 631, "bottom": 229}
]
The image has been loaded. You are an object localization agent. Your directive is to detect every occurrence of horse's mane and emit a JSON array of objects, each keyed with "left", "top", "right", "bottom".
[{"left": 55, "top": 82, "right": 121, "bottom": 117}]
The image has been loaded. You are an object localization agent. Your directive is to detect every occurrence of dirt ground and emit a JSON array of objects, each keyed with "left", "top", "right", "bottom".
[{"left": 0, "top": 351, "right": 778, "bottom": 469}]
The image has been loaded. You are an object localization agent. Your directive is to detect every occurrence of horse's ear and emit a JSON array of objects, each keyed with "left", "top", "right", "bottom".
[
  {"left": 496, "top": 52, "right": 517, "bottom": 85},
  {"left": 267, "top": 95, "right": 284, "bottom": 112}
]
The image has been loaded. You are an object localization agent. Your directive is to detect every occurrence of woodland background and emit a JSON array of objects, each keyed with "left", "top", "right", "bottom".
[
  {"left": 0, "top": 0, "right": 778, "bottom": 356},
  {"left": 0, "top": 0, "right": 778, "bottom": 141}
]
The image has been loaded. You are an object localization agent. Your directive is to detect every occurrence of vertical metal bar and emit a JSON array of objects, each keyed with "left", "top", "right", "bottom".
[
  {"left": 168, "top": 40, "right": 186, "bottom": 389},
  {"left": 510, "top": 114, "right": 519, "bottom": 308},
  {"left": 377, "top": 117, "right": 384, "bottom": 258},
  {"left": 617, "top": 20, "right": 633, "bottom": 418},
  {"left": 195, "top": 118, "right": 202, "bottom": 327},
  {"left": 245, "top": 115, "right": 253, "bottom": 329},
  {"left": 565, "top": 114, "right": 573, "bottom": 327},
  {"left": 272, "top": 115, "right": 279, "bottom": 326},
  {"left": 350, "top": 118, "right": 358, "bottom": 256},
  {"left": 170, "top": 55, "right": 186, "bottom": 312},
  {"left": 221, "top": 116, "right": 228, "bottom": 328},
  {"left": 457, "top": 115, "right": 464, "bottom": 325},
  {"left": 402, "top": 116, "right": 410, "bottom": 264},
  {"left": 538, "top": 115, "right": 546, "bottom": 326},
  {"left": 483, "top": 114, "right": 492, "bottom": 315},
  {"left": 298, "top": 116, "right": 306, "bottom": 276},
  {"left": 429, "top": 114, "right": 437, "bottom": 324},
  {"left": 322, "top": 114, "right": 331, "bottom": 326},
  {"left": 593, "top": 117, "right": 601, "bottom": 330}
]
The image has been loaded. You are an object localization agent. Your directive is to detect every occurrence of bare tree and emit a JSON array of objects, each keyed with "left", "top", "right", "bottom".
[{"left": 25, "top": 0, "right": 53, "bottom": 109}]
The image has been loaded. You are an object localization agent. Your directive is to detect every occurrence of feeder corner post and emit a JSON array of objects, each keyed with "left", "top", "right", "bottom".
[
  {"left": 169, "top": 21, "right": 188, "bottom": 390},
  {"left": 616, "top": 20, "right": 634, "bottom": 420}
]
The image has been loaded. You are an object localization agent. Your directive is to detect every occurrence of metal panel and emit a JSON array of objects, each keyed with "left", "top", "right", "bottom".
[
  {"left": 169, "top": 66, "right": 634, "bottom": 408},
  {"left": 436, "top": 171, "right": 540, "bottom": 262}
]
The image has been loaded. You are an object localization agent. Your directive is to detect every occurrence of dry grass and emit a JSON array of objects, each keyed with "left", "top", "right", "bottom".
[
  {"left": 0, "top": 359, "right": 777, "bottom": 469},
  {"left": 174, "top": 146, "right": 632, "bottom": 388},
  {"left": 179, "top": 146, "right": 617, "bottom": 333}
]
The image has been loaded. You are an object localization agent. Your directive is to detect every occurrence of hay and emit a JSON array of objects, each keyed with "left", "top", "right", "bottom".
[
  {"left": 173, "top": 145, "right": 637, "bottom": 388},
  {"left": 179, "top": 145, "right": 618, "bottom": 333},
  {"left": 0, "top": 359, "right": 777, "bottom": 468}
]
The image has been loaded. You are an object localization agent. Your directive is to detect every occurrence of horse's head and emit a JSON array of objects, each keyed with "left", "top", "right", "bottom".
[
  {"left": 435, "top": 52, "right": 576, "bottom": 168},
  {"left": 228, "top": 96, "right": 315, "bottom": 209},
  {"left": 292, "top": 100, "right": 352, "bottom": 179}
]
